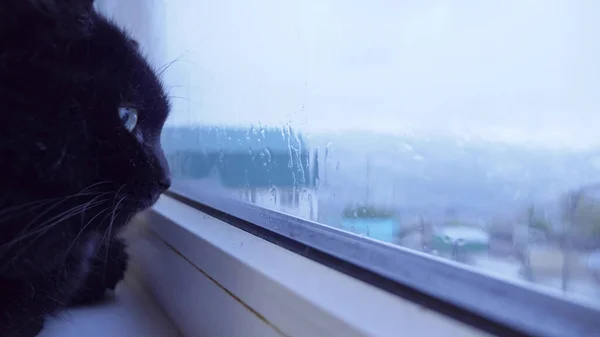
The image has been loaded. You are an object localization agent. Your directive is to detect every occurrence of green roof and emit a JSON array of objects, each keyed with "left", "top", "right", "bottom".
[{"left": 162, "top": 126, "right": 319, "bottom": 188}]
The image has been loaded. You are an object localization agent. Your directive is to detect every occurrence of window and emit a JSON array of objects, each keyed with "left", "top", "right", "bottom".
[{"left": 102, "top": 0, "right": 600, "bottom": 336}]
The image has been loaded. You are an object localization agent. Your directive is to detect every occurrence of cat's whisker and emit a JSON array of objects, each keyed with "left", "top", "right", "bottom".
[
  {"left": 109, "top": 197, "right": 127, "bottom": 236},
  {"left": 167, "top": 95, "right": 198, "bottom": 104},
  {"left": 0, "top": 192, "right": 114, "bottom": 255},
  {"left": 1, "top": 200, "right": 110, "bottom": 269},
  {"left": 0, "top": 199, "right": 57, "bottom": 221},
  {"left": 77, "top": 181, "right": 113, "bottom": 194},
  {"left": 155, "top": 49, "right": 194, "bottom": 77},
  {"left": 11, "top": 205, "right": 104, "bottom": 253},
  {"left": 156, "top": 58, "right": 181, "bottom": 78},
  {"left": 63, "top": 206, "right": 113, "bottom": 263},
  {"left": 108, "top": 185, "right": 127, "bottom": 223},
  {"left": 34, "top": 199, "right": 109, "bottom": 236},
  {"left": 0, "top": 197, "right": 85, "bottom": 248},
  {"left": 104, "top": 194, "right": 127, "bottom": 246},
  {"left": 80, "top": 191, "right": 115, "bottom": 213},
  {"left": 1, "top": 199, "right": 110, "bottom": 249},
  {"left": 0, "top": 190, "right": 109, "bottom": 221},
  {"left": 101, "top": 200, "right": 125, "bottom": 284},
  {"left": 96, "top": 188, "right": 127, "bottom": 253}
]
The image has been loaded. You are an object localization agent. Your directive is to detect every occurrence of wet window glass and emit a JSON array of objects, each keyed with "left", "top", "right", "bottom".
[{"left": 120, "top": 0, "right": 600, "bottom": 306}]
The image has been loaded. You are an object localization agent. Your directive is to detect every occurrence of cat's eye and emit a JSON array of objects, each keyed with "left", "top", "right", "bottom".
[{"left": 118, "top": 107, "right": 138, "bottom": 132}]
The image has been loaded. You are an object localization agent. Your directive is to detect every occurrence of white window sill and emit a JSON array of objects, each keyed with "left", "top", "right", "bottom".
[
  {"left": 39, "top": 274, "right": 181, "bottom": 337},
  {"left": 129, "top": 195, "right": 489, "bottom": 337},
  {"left": 38, "top": 192, "right": 598, "bottom": 337}
]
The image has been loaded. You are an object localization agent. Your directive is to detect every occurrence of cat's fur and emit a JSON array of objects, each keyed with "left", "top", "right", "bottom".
[{"left": 0, "top": 1, "right": 171, "bottom": 336}]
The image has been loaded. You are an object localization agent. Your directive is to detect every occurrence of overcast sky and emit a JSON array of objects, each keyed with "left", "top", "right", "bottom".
[{"left": 102, "top": 0, "right": 600, "bottom": 149}]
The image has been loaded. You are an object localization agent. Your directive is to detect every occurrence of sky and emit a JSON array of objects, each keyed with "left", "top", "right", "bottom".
[{"left": 101, "top": 0, "right": 600, "bottom": 149}]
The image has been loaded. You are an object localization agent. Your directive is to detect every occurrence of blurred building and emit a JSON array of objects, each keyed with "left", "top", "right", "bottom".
[{"left": 163, "top": 125, "right": 319, "bottom": 221}]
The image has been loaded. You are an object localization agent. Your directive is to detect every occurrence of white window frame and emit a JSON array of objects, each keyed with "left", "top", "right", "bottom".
[
  {"left": 129, "top": 196, "right": 484, "bottom": 337},
  {"left": 127, "top": 182, "right": 599, "bottom": 337}
]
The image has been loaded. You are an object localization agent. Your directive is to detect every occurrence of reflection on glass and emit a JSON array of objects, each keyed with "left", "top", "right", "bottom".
[{"left": 155, "top": 0, "right": 600, "bottom": 306}]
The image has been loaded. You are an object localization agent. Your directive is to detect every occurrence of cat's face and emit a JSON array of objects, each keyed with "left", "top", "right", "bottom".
[{"left": 0, "top": 0, "right": 171, "bottom": 275}]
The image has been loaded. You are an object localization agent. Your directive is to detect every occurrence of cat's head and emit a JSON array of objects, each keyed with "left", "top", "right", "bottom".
[{"left": 0, "top": 0, "right": 171, "bottom": 274}]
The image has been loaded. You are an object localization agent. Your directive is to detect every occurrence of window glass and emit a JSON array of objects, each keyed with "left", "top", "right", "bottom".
[{"left": 109, "top": 0, "right": 600, "bottom": 306}]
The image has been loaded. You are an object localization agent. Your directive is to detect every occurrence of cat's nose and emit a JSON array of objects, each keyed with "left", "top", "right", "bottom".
[{"left": 158, "top": 176, "right": 171, "bottom": 191}]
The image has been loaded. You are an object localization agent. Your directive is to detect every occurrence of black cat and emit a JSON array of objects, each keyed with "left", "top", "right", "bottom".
[{"left": 0, "top": 1, "right": 171, "bottom": 336}]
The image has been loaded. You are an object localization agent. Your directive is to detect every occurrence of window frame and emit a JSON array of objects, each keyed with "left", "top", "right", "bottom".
[
  {"left": 134, "top": 194, "right": 490, "bottom": 337},
  {"left": 160, "top": 181, "right": 600, "bottom": 337}
]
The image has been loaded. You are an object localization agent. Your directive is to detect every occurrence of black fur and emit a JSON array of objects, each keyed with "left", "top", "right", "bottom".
[{"left": 0, "top": 1, "right": 171, "bottom": 335}]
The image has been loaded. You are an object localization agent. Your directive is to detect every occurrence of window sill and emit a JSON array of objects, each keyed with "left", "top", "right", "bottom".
[{"left": 130, "top": 195, "right": 489, "bottom": 337}]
